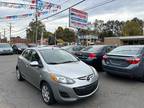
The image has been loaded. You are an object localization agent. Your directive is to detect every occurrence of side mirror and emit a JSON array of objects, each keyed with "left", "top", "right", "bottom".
[
  {"left": 30, "top": 61, "right": 43, "bottom": 68},
  {"left": 30, "top": 61, "right": 39, "bottom": 67}
]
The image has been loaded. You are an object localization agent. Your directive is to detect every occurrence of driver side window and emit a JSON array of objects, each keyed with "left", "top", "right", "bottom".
[
  {"left": 30, "top": 50, "right": 41, "bottom": 63},
  {"left": 22, "top": 49, "right": 31, "bottom": 61}
]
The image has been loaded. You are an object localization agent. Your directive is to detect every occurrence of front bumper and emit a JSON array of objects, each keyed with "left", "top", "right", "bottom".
[{"left": 51, "top": 79, "right": 99, "bottom": 102}]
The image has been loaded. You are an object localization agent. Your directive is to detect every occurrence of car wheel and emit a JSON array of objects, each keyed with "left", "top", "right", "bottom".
[
  {"left": 16, "top": 69, "right": 24, "bottom": 81},
  {"left": 41, "top": 83, "right": 55, "bottom": 105}
]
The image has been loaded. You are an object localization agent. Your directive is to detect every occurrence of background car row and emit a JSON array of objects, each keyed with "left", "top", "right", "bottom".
[
  {"left": 62, "top": 45, "right": 116, "bottom": 71},
  {"left": 63, "top": 45, "right": 144, "bottom": 81},
  {"left": 0, "top": 43, "right": 32, "bottom": 55},
  {"left": 2, "top": 43, "right": 144, "bottom": 81}
]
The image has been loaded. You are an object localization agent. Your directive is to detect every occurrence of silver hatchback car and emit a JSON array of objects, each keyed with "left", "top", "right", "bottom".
[{"left": 16, "top": 47, "right": 99, "bottom": 105}]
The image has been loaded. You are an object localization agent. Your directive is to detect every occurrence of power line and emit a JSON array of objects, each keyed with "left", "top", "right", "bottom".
[
  {"left": 2, "top": 0, "right": 117, "bottom": 36},
  {"left": 1, "top": 0, "right": 86, "bottom": 34},
  {"left": 42, "top": 0, "right": 117, "bottom": 23},
  {"left": 84, "top": 0, "right": 117, "bottom": 11},
  {"left": 41, "top": 0, "right": 86, "bottom": 21}
]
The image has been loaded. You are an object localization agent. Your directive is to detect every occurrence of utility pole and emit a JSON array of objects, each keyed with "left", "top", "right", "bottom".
[
  {"left": 143, "top": 21, "right": 144, "bottom": 36},
  {"left": 9, "top": 23, "right": 12, "bottom": 43},
  {"left": 0, "top": 32, "right": 1, "bottom": 43},
  {"left": 55, "top": 29, "right": 57, "bottom": 45},
  {"left": 40, "top": 28, "right": 43, "bottom": 45},
  {"left": 4, "top": 28, "right": 5, "bottom": 38},
  {"left": 35, "top": 0, "right": 38, "bottom": 45}
]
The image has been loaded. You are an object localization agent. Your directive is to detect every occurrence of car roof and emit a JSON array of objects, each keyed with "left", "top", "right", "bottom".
[{"left": 27, "top": 46, "right": 60, "bottom": 51}]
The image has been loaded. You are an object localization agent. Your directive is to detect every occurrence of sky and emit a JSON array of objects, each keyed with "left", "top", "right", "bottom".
[{"left": 0, "top": 0, "right": 144, "bottom": 39}]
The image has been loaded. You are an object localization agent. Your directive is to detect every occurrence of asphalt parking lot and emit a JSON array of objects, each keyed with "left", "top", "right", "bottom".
[{"left": 0, "top": 55, "right": 144, "bottom": 108}]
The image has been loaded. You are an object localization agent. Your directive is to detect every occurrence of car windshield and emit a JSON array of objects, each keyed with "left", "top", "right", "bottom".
[
  {"left": 82, "top": 46, "right": 103, "bottom": 52},
  {"left": 109, "top": 46, "right": 142, "bottom": 55},
  {"left": 40, "top": 49, "right": 79, "bottom": 64},
  {"left": 0, "top": 44, "right": 11, "bottom": 48},
  {"left": 16, "top": 44, "right": 28, "bottom": 48}
]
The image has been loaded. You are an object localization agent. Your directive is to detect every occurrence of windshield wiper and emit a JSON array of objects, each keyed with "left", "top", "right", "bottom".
[
  {"left": 61, "top": 61, "right": 78, "bottom": 64},
  {"left": 47, "top": 62, "right": 59, "bottom": 64}
]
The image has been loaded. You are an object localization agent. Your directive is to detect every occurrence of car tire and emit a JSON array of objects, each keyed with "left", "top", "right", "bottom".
[
  {"left": 16, "top": 68, "right": 24, "bottom": 81},
  {"left": 41, "top": 82, "right": 55, "bottom": 105}
]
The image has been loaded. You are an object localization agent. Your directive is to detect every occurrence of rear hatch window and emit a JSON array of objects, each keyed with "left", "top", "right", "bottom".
[
  {"left": 109, "top": 46, "right": 142, "bottom": 56},
  {"left": 81, "top": 46, "right": 103, "bottom": 53}
]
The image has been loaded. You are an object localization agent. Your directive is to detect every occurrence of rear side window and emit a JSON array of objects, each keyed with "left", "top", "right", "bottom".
[
  {"left": 109, "top": 46, "right": 143, "bottom": 55},
  {"left": 82, "top": 46, "right": 103, "bottom": 53},
  {"left": 105, "top": 46, "right": 115, "bottom": 53},
  {"left": 73, "top": 46, "right": 84, "bottom": 51}
]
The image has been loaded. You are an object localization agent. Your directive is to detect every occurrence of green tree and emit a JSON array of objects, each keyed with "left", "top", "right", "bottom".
[
  {"left": 122, "top": 18, "right": 143, "bottom": 36},
  {"left": 54, "top": 27, "right": 76, "bottom": 42},
  {"left": 26, "top": 20, "right": 52, "bottom": 42},
  {"left": 54, "top": 26, "right": 64, "bottom": 39},
  {"left": 63, "top": 28, "right": 76, "bottom": 42}
]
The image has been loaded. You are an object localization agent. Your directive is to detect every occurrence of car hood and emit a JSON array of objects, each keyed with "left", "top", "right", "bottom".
[{"left": 47, "top": 61, "right": 93, "bottom": 79}]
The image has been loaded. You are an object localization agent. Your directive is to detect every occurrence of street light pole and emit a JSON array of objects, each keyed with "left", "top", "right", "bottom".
[
  {"left": 0, "top": 32, "right": 1, "bottom": 43},
  {"left": 143, "top": 21, "right": 144, "bottom": 36},
  {"left": 4, "top": 29, "right": 5, "bottom": 38},
  {"left": 55, "top": 29, "right": 57, "bottom": 45},
  {"left": 41, "top": 28, "right": 43, "bottom": 45},
  {"left": 9, "top": 23, "right": 12, "bottom": 43},
  {"left": 35, "top": 0, "right": 38, "bottom": 45}
]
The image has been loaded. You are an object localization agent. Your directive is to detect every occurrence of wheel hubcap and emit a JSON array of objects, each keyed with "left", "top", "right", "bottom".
[
  {"left": 16, "top": 70, "right": 20, "bottom": 79},
  {"left": 42, "top": 85, "right": 50, "bottom": 103}
]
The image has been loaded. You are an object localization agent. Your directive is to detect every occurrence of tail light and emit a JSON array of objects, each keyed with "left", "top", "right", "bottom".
[
  {"left": 103, "top": 55, "right": 108, "bottom": 61},
  {"left": 126, "top": 57, "right": 141, "bottom": 64},
  {"left": 88, "top": 53, "right": 96, "bottom": 59}
]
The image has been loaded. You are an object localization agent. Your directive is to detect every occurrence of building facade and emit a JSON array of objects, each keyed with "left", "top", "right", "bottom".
[
  {"left": 104, "top": 36, "right": 144, "bottom": 46},
  {"left": 78, "top": 35, "right": 98, "bottom": 45}
]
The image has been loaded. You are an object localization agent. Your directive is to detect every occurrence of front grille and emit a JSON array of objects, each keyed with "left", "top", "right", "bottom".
[{"left": 73, "top": 81, "right": 98, "bottom": 96}]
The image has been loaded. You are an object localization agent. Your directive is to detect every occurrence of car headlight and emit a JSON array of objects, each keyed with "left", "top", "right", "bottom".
[
  {"left": 90, "top": 66, "right": 99, "bottom": 78},
  {"left": 50, "top": 73, "right": 75, "bottom": 84}
]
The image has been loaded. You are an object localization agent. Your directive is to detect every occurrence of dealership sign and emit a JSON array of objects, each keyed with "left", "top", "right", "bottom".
[{"left": 69, "top": 8, "right": 88, "bottom": 29}]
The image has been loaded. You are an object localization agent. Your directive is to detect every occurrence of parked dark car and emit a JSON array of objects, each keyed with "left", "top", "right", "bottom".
[
  {"left": 75, "top": 45, "right": 116, "bottom": 70},
  {"left": 12, "top": 43, "right": 28, "bottom": 54},
  {"left": 0, "top": 43, "right": 13, "bottom": 55},
  {"left": 102, "top": 45, "right": 144, "bottom": 80},
  {"left": 62, "top": 45, "right": 85, "bottom": 55}
]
